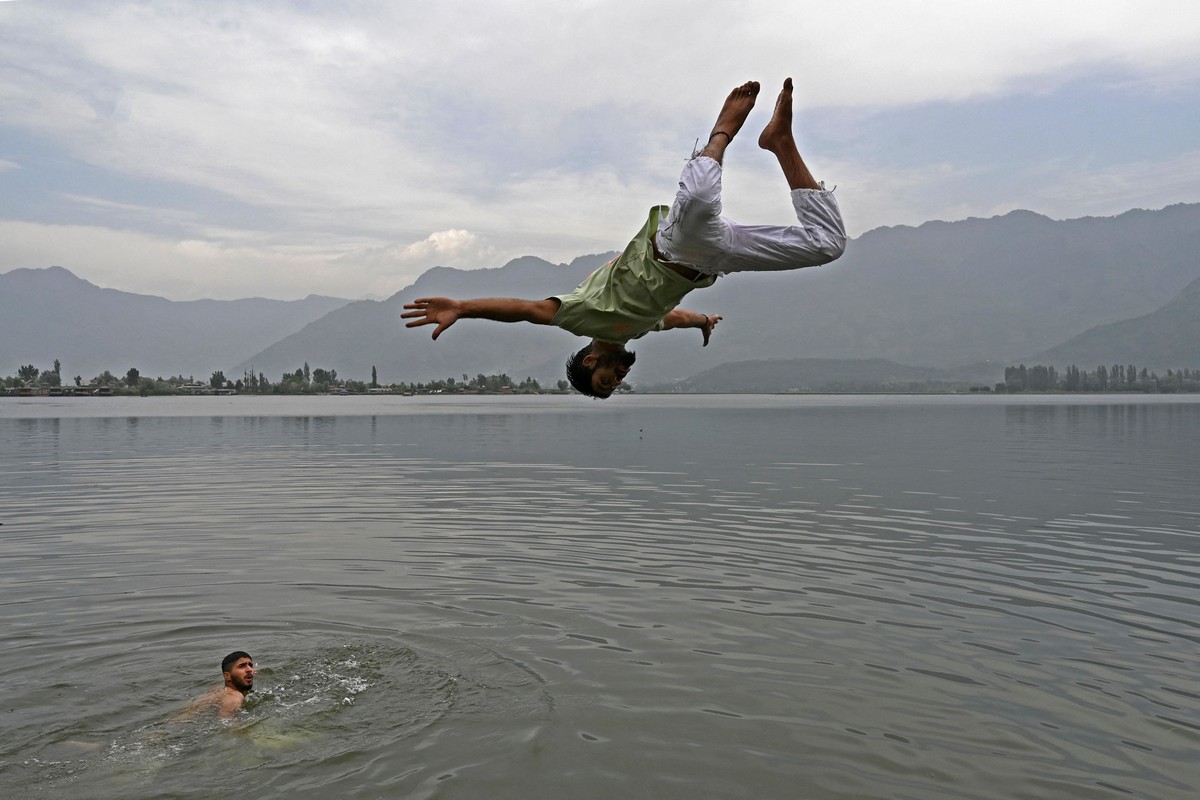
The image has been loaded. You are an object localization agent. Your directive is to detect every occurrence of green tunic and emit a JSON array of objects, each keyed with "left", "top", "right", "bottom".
[{"left": 552, "top": 206, "right": 716, "bottom": 345}]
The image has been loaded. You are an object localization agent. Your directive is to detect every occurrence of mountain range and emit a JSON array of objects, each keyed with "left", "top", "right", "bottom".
[
  {"left": 3, "top": 202, "right": 1198, "bottom": 389},
  {"left": 0, "top": 266, "right": 350, "bottom": 379}
]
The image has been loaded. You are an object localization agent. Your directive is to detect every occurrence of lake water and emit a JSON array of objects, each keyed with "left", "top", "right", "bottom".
[{"left": 2, "top": 394, "right": 1198, "bottom": 799}]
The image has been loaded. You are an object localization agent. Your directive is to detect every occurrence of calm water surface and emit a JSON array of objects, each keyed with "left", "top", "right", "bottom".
[{"left": 1, "top": 394, "right": 1198, "bottom": 799}]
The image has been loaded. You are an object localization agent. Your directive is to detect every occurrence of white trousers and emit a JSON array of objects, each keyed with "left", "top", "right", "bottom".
[{"left": 655, "top": 156, "right": 846, "bottom": 276}]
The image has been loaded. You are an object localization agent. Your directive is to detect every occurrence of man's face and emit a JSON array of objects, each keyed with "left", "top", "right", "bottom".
[
  {"left": 225, "top": 656, "right": 255, "bottom": 693},
  {"left": 589, "top": 349, "right": 635, "bottom": 398}
]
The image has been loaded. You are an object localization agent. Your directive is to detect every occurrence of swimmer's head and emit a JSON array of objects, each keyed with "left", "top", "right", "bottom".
[
  {"left": 565, "top": 344, "right": 635, "bottom": 399},
  {"left": 221, "top": 651, "right": 255, "bottom": 693}
]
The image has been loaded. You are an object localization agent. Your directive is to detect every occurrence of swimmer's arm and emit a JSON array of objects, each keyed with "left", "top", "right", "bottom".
[
  {"left": 175, "top": 688, "right": 221, "bottom": 721},
  {"left": 661, "top": 309, "right": 722, "bottom": 346},
  {"left": 402, "top": 297, "right": 560, "bottom": 340}
]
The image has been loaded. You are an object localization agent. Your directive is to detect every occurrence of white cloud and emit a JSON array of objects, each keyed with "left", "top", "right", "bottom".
[
  {"left": 395, "top": 230, "right": 489, "bottom": 263},
  {"left": 338, "top": 228, "right": 498, "bottom": 273},
  {"left": 1028, "top": 149, "right": 1200, "bottom": 218}
]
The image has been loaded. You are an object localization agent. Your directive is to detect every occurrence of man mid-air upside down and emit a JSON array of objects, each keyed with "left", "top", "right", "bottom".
[{"left": 402, "top": 79, "right": 847, "bottom": 398}]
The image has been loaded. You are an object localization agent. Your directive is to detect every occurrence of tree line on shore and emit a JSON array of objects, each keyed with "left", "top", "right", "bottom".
[
  {"left": 7, "top": 358, "right": 1200, "bottom": 396},
  {"left": 2, "top": 360, "right": 563, "bottom": 395},
  {"left": 1000, "top": 363, "right": 1200, "bottom": 393}
]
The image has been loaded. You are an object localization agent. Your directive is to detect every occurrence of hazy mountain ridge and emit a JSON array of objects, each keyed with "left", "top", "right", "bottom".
[
  {"left": 0, "top": 266, "right": 352, "bottom": 378},
  {"left": 663, "top": 250, "right": 1200, "bottom": 393},
  {"left": 706, "top": 204, "right": 1200, "bottom": 370},
  {"left": 232, "top": 253, "right": 616, "bottom": 384},
  {"left": 1029, "top": 274, "right": 1200, "bottom": 370},
  {"left": 237, "top": 203, "right": 1198, "bottom": 386},
  {"left": 4, "top": 203, "right": 1199, "bottom": 387}
]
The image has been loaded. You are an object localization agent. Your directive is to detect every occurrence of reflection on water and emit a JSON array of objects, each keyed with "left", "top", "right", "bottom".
[{"left": 1, "top": 395, "right": 1199, "bottom": 799}]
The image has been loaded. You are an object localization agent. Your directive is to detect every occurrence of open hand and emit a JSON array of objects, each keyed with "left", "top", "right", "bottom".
[
  {"left": 401, "top": 297, "right": 462, "bottom": 340},
  {"left": 701, "top": 314, "right": 722, "bottom": 346}
]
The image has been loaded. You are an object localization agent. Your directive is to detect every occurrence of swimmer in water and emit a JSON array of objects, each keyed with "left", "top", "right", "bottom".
[
  {"left": 179, "top": 650, "right": 256, "bottom": 719},
  {"left": 60, "top": 650, "right": 257, "bottom": 753}
]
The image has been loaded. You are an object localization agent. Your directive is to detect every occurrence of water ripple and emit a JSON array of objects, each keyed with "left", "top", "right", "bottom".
[{"left": 2, "top": 399, "right": 1199, "bottom": 798}]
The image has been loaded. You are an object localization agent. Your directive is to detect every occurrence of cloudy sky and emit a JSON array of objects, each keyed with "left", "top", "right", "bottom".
[{"left": 3, "top": 1, "right": 1199, "bottom": 301}]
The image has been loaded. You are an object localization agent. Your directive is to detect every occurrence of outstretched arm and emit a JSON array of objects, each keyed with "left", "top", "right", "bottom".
[
  {"left": 402, "top": 297, "right": 560, "bottom": 340},
  {"left": 661, "top": 308, "right": 722, "bottom": 346}
]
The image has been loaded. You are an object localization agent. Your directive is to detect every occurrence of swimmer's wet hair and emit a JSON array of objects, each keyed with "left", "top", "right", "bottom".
[{"left": 222, "top": 651, "right": 252, "bottom": 673}]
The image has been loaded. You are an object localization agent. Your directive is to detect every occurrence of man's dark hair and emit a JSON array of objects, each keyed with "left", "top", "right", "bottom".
[
  {"left": 565, "top": 345, "right": 600, "bottom": 398},
  {"left": 222, "top": 651, "right": 252, "bottom": 673},
  {"left": 564, "top": 345, "right": 636, "bottom": 398}
]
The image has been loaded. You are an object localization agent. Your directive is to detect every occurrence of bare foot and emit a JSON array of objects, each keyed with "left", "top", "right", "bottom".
[
  {"left": 758, "top": 77, "right": 795, "bottom": 155},
  {"left": 759, "top": 78, "right": 820, "bottom": 190},
  {"left": 710, "top": 81, "right": 760, "bottom": 143}
]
